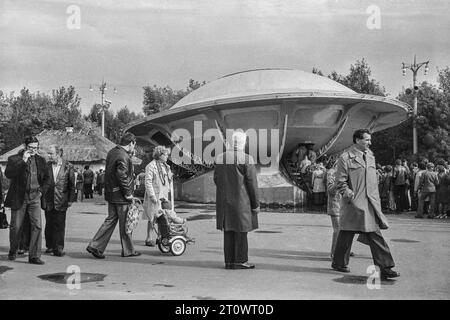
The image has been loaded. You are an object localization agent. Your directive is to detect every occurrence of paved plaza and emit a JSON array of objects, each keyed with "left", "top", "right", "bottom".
[{"left": 0, "top": 196, "right": 449, "bottom": 300}]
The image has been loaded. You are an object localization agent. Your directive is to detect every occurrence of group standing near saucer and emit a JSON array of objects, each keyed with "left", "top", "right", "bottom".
[{"left": 1, "top": 128, "right": 400, "bottom": 279}]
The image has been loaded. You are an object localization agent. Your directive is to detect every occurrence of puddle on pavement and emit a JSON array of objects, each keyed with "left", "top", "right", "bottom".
[
  {"left": 38, "top": 272, "right": 107, "bottom": 284},
  {"left": 79, "top": 211, "right": 101, "bottom": 215},
  {"left": 187, "top": 214, "right": 215, "bottom": 221},
  {"left": 193, "top": 296, "right": 216, "bottom": 300},
  {"left": 0, "top": 266, "right": 13, "bottom": 275},
  {"left": 254, "top": 230, "right": 282, "bottom": 234},
  {"left": 391, "top": 239, "right": 420, "bottom": 243},
  {"left": 154, "top": 283, "right": 175, "bottom": 288},
  {"left": 333, "top": 275, "right": 396, "bottom": 285}
]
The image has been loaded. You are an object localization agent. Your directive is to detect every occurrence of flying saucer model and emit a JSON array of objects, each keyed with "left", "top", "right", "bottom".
[{"left": 125, "top": 68, "right": 410, "bottom": 189}]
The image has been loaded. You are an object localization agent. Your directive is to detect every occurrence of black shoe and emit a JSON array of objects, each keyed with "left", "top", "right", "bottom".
[
  {"left": 349, "top": 252, "right": 355, "bottom": 257},
  {"left": 415, "top": 215, "right": 423, "bottom": 219},
  {"left": 8, "top": 252, "right": 16, "bottom": 261},
  {"left": 225, "top": 263, "right": 234, "bottom": 269},
  {"left": 86, "top": 246, "right": 105, "bottom": 259},
  {"left": 380, "top": 268, "right": 400, "bottom": 279},
  {"left": 53, "top": 251, "right": 65, "bottom": 257},
  {"left": 234, "top": 262, "right": 255, "bottom": 269},
  {"left": 45, "top": 248, "right": 53, "bottom": 254},
  {"left": 121, "top": 251, "right": 141, "bottom": 257},
  {"left": 29, "top": 258, "right": 45, "bottom": 265},
  {"left": 332, "top": 263, "right": 350, "bottom": 273},
  {"left": 17, "top": 249, "right": 25, "bottom": 255}
]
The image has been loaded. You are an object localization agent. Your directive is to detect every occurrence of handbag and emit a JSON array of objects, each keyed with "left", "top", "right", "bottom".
[
  {"left": 126, "top": 198, "right": 143, "bottom": 234},
  {"left": 0, "top": 207, "right": 9, "bottom": 229}
]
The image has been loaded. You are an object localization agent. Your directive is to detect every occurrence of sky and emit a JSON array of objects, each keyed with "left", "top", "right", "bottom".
[{"left": 1, "top": 0, "right": 449, "bottom": 115}]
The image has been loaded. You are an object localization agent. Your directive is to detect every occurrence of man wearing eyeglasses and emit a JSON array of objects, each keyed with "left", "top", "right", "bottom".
[{"left": 4, "top": 135, "right": 50, "bottom": 265}]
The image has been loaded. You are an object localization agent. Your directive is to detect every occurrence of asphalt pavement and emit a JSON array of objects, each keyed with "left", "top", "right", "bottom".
[{"left": 0, "top": 195, "right": 449, "bottom": 300}]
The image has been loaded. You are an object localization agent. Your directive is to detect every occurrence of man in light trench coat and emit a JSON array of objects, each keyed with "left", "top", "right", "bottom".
[
  {"left": 214, "top": 131, "right": 260, "bottom": 270},
  {"left": 331, "top": 129, "right": 400, "bottom": 279}
]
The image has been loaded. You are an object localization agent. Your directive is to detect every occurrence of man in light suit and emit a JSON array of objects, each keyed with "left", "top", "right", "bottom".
[{"left": 331, "top": 129, "right": 400, "bottom": 279}]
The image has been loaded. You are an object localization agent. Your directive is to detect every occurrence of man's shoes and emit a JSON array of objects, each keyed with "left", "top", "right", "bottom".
[
  {"left": 8, "top": 252, "right": 16, "bottom": 261},
  {"left": 349, "top": 252, "right": 355, "bottom": 257},
  {"left": 17, "top": 249, "right": 25, "bottom": 255},
  {"left": 233, "top": 262, "right": 255, "bottom": 269},
  {"left": 380, "top": 268, "right": 400, "bottom": 279},
  {"left": 86, "top": 246, "right": 105, "bottom": 259},
  {"left": 45, "top": 248, "right": 53, "bottom": 254},
  {"left": 415, "top": 215, "right": 423, "bottom": 219},
  {"left": 332, "top": 263, "right": 350, "bottom": 273},
  {"left": 145, "top": 240, "right": 156, "bottom": 247},
  {"left": 53, "top": 250, "right": 65, "bottom": 257},
  {"left": 121, "top": 251, "right": 141, "bottom": 257},
  {"left": 29, "top": 258, "right": 45, "bottom": 265},
  {"left": 427, "top": 215, "right": 435, "bottom": 219},
  {"left": 225, "top": 263, "right": 234, "bottom": 269}
]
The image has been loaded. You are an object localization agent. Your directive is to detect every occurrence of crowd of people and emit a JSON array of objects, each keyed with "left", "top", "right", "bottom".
[
  {"left": 377, "top": 159, "right": 450, "bottom": 219},
  {"left": 290, "top": 144, "right": 450, "bottom": 219},
  {"left": 73, "top": 166, "right": 105, "bottom": 201}
]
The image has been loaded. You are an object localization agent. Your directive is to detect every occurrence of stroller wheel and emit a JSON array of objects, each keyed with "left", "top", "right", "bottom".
[
  {"left": 170, "top": 239, "right": 186, "bottom": 256},
  {"left": 158, "top": 242, "right": 170, "bottom": 253}
]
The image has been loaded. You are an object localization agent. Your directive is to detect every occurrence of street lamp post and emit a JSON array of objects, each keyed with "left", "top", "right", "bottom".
[
  {"left": 402, "top": 55, "right": 429, "bottom": 155},
  {"left": 89, "top": 80, "right": 117, "bottom": 137}
]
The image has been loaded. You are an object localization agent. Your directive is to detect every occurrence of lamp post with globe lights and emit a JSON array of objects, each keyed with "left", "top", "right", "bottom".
[
  {"left": 402, "top": 55, "right": 429, "bottom": 155},
  {"left": 89, "top": 80, "right": 117, "bottom": 137}
]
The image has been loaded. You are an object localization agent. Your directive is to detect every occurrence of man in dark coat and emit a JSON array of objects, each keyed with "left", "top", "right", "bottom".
[
  {"left": 43, "top": 145, "right": 77, "bottom": 256},
  {"left": 97, "top": 169, "right": 105, "bottom": 196},
  {"left": 4, "top": 135, "right": 50, "bottom": 264},
  {"left": 214, "top": 131, "right": 260, "bottom": 270},
  {"left": 83, "top": 165, "right": 94, "bottom": 199},
  {"left": 86, "top": 132, "right": 140, "bottom": 258},
  {"left": 331, "top": 129, "right": 400, "bottom": 279}
]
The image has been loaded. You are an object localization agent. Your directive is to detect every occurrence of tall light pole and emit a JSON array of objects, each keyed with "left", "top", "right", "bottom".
[
  {"left": 90, "top": 80, "right": 117, "bottom": 137},
  {"left": 402, "top": 55, "right": 429, "bottom": 155}
]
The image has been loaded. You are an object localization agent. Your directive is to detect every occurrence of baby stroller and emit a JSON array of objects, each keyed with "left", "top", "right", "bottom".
[{"left": 153, "top": 199, "right": 195, "bottom": 256}]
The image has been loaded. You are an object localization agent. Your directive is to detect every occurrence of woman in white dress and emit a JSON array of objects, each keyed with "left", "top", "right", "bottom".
[{"left": 142, "top": 146, "right": 173, "bottom": 246}]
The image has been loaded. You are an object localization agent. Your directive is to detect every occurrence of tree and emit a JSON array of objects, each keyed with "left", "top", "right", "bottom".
[
  {"left": 0, "top": 86, "right": 86, "bottom": 152},
  {"left": 328, "top": 59, "right": 386, "bottom": 95},
  {"left": 142, "top": 79, "right": 205, "bottom": 116},
  {"left": 311, "top": 67, "right": 324, "bottom": 76}
]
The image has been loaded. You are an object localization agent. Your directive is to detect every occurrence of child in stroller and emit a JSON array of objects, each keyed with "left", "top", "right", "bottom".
[{"left": 154, "top": 198, "right": 194, "bottom": 256}]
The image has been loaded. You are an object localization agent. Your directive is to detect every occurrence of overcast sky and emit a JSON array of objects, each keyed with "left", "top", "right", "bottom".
[{"left": 1, "top": 0, "right": 449, "bottom": 115}]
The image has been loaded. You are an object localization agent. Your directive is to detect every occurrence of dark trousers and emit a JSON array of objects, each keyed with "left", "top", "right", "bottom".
[
  {"left": 332, "top": 230, "right": 395, "bottom": 270},
  {"left": 393, "top": 184, "right": 407, "bottom": 212},
  {"left": 84, "top": 183, "right": 93, "bottom": 198},
  {"left": 417, "top": 192, "right": 436, "bottom": 217},
  {"left": 98, "top": 183, "right": 104, "bottom": 196},
  {"left": 18, "top": 213, "right": 31, "bottom": 251},
  {"left": 223, "top": 231, "right": 248, "bottom": 264},
  {"left": 88, "top": 203, "right": 134, "bottom": 256},
  {"left": 45, "top": 209, "right": 67, "bottom": 252},
  {"left": 9, "top": 193, "right": 42, "bottom": 259}
]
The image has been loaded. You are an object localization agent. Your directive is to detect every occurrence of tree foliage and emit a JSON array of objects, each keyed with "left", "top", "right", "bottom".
[
  {"left": 0, "top": 86, "right": 85, "bottom": 153},
  {"left": 142, "top": 79, "right": 206, "bottom": 116}
]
